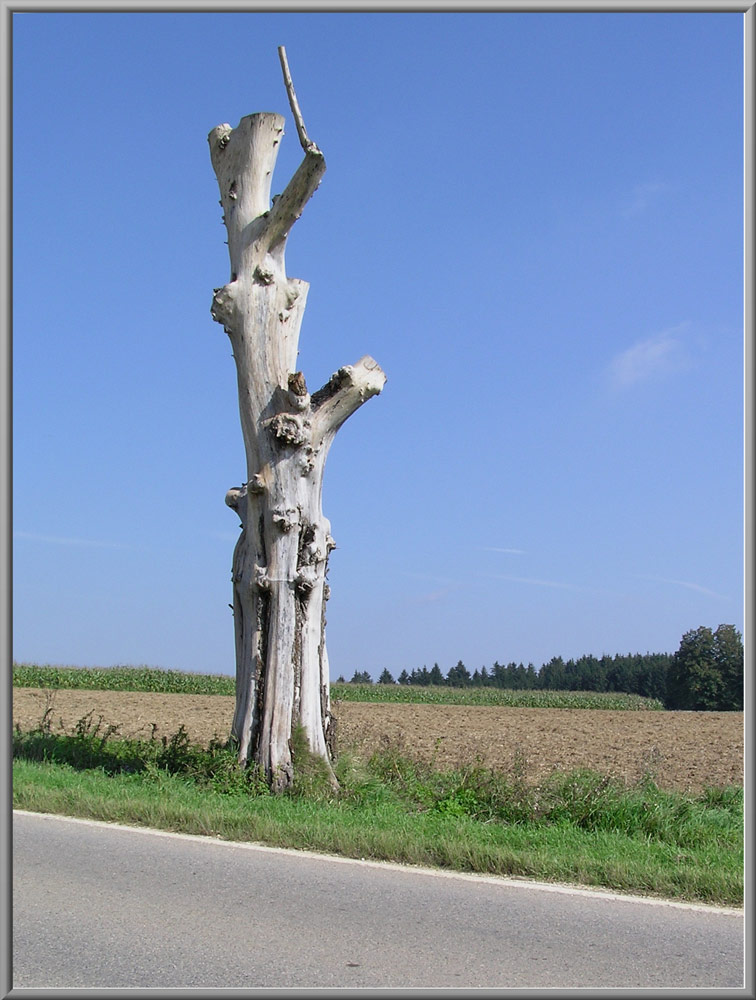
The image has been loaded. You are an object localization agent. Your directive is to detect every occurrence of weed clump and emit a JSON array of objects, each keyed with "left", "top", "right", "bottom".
[
  {"left": 287, "top": 724, "right": 339, "bottom": 800},
  {"left": 13, "top": 709, "right": 269, "bottom": 797}
]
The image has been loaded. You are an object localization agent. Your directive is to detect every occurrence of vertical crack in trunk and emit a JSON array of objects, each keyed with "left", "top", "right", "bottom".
[
  {"left": 253, "top": 587, "right": 269, "bottom": 763},
  {"left": 292, "top": 592, "right": 304, "bottom": 725}
]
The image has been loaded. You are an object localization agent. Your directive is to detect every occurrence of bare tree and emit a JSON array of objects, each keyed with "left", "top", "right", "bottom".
[{"left": 208, "top": 48, "right": 385, "bottom": 790}]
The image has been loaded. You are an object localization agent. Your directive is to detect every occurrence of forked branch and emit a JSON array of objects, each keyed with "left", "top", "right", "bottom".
[{"left": 263, "top": 48, "right": 326, "bottom": 250}]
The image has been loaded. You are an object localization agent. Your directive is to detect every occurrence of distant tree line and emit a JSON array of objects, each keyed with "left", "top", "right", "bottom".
[{"left": 337, "top": 624, "right": 743, "bottom": 711}]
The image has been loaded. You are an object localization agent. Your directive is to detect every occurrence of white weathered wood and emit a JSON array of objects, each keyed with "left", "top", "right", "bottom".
[{"left": 209, "top": 51, "right": 385, "bottom": 790}]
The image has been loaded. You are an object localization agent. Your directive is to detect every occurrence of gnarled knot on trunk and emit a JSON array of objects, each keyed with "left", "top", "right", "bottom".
[
  {"left": 210, "top": 282, "right": 238, "bottom": 329},
  {"left": 300, "top": 540, "right": 323, "bottom": 566},
  {"left": 297, "top": 445, "right": 317, "bottom": 475},
  {"left": 225, "top": 484, "right": 247, "bottom": 510},
  {"left": 268, "top": 412, "right": 309, "bottom": 447},
  {"left": 208, "top": 123, "right": 232, "bottom": 152},
  {"left": 295, "top": 565, "right": 318, "bottom": 595},
  {"left": 298, "top": 523, "right": 324, "bottom": 567},
  {"left": 253, "top": 265, "right": 275, "bottom": 285},
  {"left": 272, "top": 507, "right": 299, "bottom": 532}
]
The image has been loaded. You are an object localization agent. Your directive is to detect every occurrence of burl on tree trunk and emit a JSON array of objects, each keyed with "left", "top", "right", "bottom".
[{"left": 208, "top": 48, "right": 385, "bottom": 790}]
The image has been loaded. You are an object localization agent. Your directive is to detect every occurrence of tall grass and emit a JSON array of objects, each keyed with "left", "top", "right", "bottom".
[{"left": 13, "top": 664, "right": 664, "bottom": 710}]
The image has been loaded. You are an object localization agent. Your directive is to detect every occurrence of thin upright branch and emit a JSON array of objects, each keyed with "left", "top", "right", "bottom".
[{"left": 278, "top": 45, "right": 313, "bottom": 151}]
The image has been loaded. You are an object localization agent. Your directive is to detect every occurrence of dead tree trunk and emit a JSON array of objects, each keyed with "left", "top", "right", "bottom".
[{"left": 208, "top": 49, "right": 385, "bottom": 791}]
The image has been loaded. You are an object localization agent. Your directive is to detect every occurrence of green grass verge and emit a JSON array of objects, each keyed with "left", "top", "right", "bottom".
[
  {"left": 12, "top": 718, "right": 741, "bottom": 907},
  {"left": 12, "top": 663, "right": 664, "bottom": 710}
]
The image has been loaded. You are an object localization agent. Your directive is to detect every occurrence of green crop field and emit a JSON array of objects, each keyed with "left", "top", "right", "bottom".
[
  {"left": 331, "top": 682, "right": 663, "bottom": 710},
  {"left": 12, "top": 664, "right": 664, "bottom": 710}
]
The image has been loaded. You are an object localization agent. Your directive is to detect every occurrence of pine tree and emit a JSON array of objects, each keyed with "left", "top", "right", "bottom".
[
  {"left": 429, "top": 663, "right": 444, "bottom": 685},
  {"left": 491, "top": 661, "right": 506, "bottom": 688},
  {"left": 350, "top": 670, "right": 373, "bottom": 685},
  {"left": 539, "top": 656, "right": 566, "bottom": 690},
  {"left": 446, "top": 660, "right": 472, "bottom": 687}
]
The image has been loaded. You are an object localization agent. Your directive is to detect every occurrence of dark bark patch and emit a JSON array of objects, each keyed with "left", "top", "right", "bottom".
[
  {"left": 310, "top": 367, "right": 351, "bottom": 411},
  {"left": 288, "top": 371, "right": 308, "bottom": 396}
]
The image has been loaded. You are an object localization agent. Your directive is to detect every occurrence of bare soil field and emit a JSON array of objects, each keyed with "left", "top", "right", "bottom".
[{"left": 13, "top": 687, "right": 743, "bottom": 793}]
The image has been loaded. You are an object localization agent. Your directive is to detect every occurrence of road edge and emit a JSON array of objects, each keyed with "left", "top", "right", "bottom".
[{"left": 13, "top": 808, "right": 745, "bottom": 917}]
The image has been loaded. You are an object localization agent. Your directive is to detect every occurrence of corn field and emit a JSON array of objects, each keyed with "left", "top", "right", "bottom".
[{"left": 13, "top": 664, "right": 664, "bottom": 710}]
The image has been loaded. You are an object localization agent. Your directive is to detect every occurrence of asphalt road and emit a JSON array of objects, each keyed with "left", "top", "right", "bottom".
[{"left": 12, "top": 810, "right": 745, "bottom": 990}]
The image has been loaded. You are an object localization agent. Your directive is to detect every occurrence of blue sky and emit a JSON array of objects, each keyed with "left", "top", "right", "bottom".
[{"left": 12, "top": 11, "right": 744, "bottom": 679}]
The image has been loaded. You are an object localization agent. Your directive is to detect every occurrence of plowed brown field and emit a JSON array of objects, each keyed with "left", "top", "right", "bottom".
[{"left": 13, "top": 687, "right": 743, "bottom": 793}]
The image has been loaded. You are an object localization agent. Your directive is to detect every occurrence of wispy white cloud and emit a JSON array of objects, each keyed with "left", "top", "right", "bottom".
[
  {"left": 606, "top": 324, "right": 693, "bottom": 389},
  {"left": 490, "top": 574, "right": 586, "bottom": 592},
  {"left": 411, "top": 588, "right": 452, "bottom": 605},
  {"left": 635, "top": 574, "right": 729, "bottom": 600},
  {"left": 13, "top": 531, "right": 128, "bottom": 549},
  {"left": 393, "top": 571, "right": 456, "bottom": 606},
  {"left": 620, "top": 181, "right": 669, "bottom": 217},
  {"left": 477, "top": 546, "right": 526, "bottom": 555},
  {"left": 398, "top": 571, "right": 459, "bottom": 604},
  {"left": 400, "top": 570, "right": 458, "bottom": 587}
]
